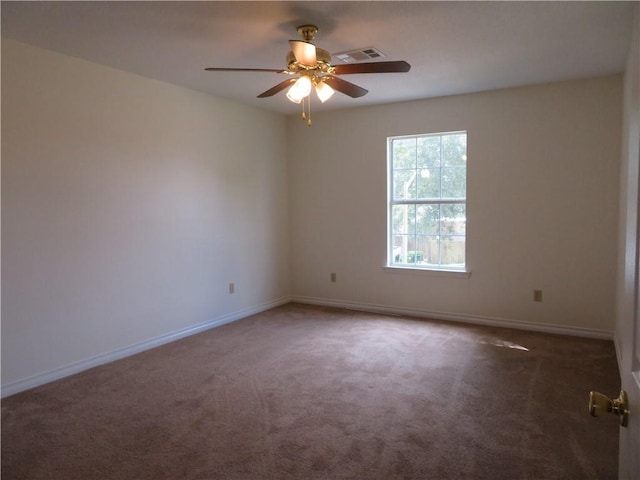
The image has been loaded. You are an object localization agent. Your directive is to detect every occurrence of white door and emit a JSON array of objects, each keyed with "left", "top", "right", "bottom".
[
  {"left": 617, "top": 18, "right": 639, "bottom": 478},
  {"left": 617, "top": 193, "right": 639, "bottom": 477},
  {"left": 616, "top": 231, "right": 639, "bottom": 478}
]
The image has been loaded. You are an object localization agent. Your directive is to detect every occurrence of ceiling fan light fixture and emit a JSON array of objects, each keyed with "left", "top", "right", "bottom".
[
  {"left": 315, "top": 81, "right": 335, "bottom": 103},
  {"left": 286, "top": 75, "right": 312, "bottom": 103}
]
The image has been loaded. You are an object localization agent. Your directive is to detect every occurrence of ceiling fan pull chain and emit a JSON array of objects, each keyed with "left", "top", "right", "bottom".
[{"left": 307, "top": 95, "right": 312, "bottom": 126}]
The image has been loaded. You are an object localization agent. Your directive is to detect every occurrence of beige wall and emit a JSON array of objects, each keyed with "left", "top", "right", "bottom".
[
  {"left": 2, "top": 40, "right": 290, "bottom": 388},
  {"left": 288, "top": 76, "right": 622, "bottom": 333}
]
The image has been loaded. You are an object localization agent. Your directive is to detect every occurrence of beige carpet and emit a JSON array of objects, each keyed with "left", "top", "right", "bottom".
[{"left": 2, "top": 303, "right": 620, "bottom": 479}]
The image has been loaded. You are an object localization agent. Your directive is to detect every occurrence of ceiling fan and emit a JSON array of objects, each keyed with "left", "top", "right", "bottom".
[{"left": 205, "top": 24, "right": 411, "bottom": 125}]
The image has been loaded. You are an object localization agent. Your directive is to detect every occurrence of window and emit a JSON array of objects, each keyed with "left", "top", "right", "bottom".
[{"left": 387, "top": 131, "right": 467, "bottom": 271}]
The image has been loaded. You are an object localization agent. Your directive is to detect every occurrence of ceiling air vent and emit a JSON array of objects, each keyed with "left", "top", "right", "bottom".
[{"left": 333, "top": 47, "right": 386, "bottom": 64}]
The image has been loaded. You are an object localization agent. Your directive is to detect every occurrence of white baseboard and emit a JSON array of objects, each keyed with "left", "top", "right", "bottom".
[
  {"left": 2, "top": 295, "right": 613, "bottom": 398},
  {"left": 1, "top": 297, "right": 291, "bottom": 398},
  {"left": 290, "top": 295, "right": 614, "bottom": 341}
]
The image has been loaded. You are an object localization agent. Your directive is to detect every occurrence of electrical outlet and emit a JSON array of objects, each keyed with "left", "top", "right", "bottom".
[
  {"left": 533, "top": 289, "right": 542, "bottom": 302},
  {"left": 330, "top": 273, "right": 337, "bottom": 283},
  {"left": 229, "top": 283, "right": 235, "bottom": 294}
]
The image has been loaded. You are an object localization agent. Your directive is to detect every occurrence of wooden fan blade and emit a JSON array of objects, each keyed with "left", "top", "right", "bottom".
[
  {"left": 205, "top": 67, "right": 289, "bottom": 74},
  {"left": 289, "top": 40, "right": 317, "bottom": 67},
  {"left": 332, "top": 61, "right": 411, "bottom": 75},
  {"left": 322, "top": 76, "right": 368, "bottom": 98},
  {"left": 257, "top": 78, "right": 297, "bottom": 98}
]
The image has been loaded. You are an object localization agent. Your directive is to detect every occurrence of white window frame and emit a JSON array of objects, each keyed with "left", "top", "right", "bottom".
[{"left": 386, "top": 131, "right": 468, "bottom": 274}]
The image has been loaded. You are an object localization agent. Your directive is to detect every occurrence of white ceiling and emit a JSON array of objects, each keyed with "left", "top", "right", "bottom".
[{"left": 1, "top": 1, "right": 636, "bottom": 115}]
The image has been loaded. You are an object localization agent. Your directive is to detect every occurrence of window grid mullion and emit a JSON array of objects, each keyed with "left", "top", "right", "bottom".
[
  {"left": 439, "top": 135, "right": 443, "bottom": 199},
  {"left": 391, "top": 199, "right": 466, "bottom": 206}
]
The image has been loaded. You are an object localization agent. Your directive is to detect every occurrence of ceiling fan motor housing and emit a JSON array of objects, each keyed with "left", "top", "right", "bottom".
[{"left": 286, "top": 48, "right": 332, "bottom": 72}]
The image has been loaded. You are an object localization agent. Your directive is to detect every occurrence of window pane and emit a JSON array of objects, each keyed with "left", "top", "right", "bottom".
[
  {"left": 441, "top": 204, "right": 466, "bottom": 235},
  {"left": 392, "top": 204, "right": 415, "bottom": 235},
  {"left": 393, "top": 234, "right": 422, "bottom": 264},
  {"left": 441, "top": 166, "right": 466, "bottom": 198},
  {"left": 417, "top": 136, "right": 441, "bottom": 167},
  {"left": 392, "top": 138, "right": 417, "bottom": 170},
  {"left": 416, "top": 167, "right": 440, "bottom": 198},
  {"left": 393, "top": 170, "right": 417, "bottom": 199},
  {"left": 416, "top": 235, "right": 439, "bottom": 265},
  {"left": 392, "top": 235, "right": 408, "bottom": 263},
  {"left": 441, "top": 236, "right": 465, "bottom": 266},
  {"left": 442, "top": 133, "right": 467, "bottom": 166},
  {"left": 402, "top": 235, "right": 422, "bottom": 265},
  {"left": 416, "top": 204, "right": 439, "bottom": 235}
]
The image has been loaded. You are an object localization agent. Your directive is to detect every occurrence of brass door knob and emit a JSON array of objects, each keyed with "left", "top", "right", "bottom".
[{"left": 589, "top": 390, "right": 629, "bottom": 427}]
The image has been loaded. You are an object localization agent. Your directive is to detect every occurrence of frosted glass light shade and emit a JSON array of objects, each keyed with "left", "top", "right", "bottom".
[
  {"left": 286, "top": 76, "right": 312, "bottom": 103},
  {"left": 315, "top": 81, "right": 335, "bottom": 103}
]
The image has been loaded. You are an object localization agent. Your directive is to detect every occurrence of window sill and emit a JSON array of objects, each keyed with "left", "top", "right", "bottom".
[{"left": 382, "top": 265, "right": 471, "bottom": 279}]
